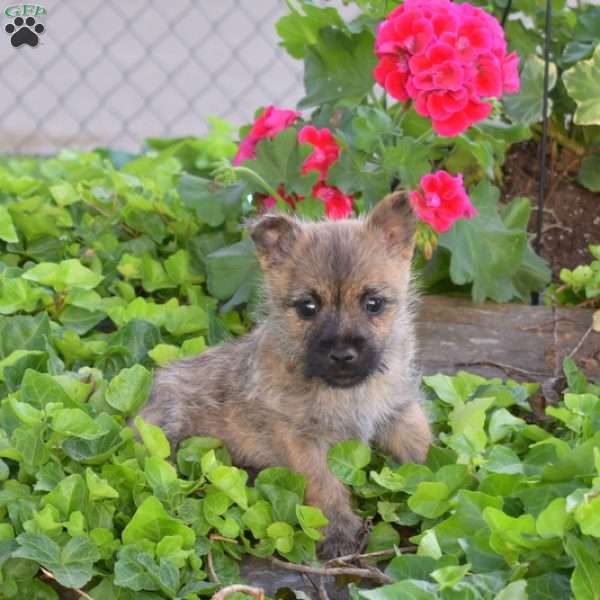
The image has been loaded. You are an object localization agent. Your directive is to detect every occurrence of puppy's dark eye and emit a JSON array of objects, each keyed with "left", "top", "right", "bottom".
[
  {"left": 295, "top": 298, "right": 320, "bottom": 319},
  {"left": 364, "top": 296, "right": 385, "bottom": 315}
]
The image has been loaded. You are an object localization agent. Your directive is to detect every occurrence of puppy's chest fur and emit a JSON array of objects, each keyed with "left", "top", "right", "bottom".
[{"left": 259, "top": 371, "right": 403, "bottom": 442}]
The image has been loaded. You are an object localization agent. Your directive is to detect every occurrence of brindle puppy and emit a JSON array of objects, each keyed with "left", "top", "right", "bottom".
[{"left": 139, "top": 192, "right": 432, "bottom": 557}]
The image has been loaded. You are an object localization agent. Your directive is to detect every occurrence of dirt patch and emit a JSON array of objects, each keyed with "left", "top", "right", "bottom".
[{"left": 502, "top": 141, "right": 600, "bottom": 279}]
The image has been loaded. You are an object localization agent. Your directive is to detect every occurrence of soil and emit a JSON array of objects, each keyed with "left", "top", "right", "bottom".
[{"left": 501, "top": 141, "right": 600, "bottom": 280}]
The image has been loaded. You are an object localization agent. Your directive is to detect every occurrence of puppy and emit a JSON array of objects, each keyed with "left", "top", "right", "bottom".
[{"left": 139, "top": 192, "right": 432, "bottom": 557}]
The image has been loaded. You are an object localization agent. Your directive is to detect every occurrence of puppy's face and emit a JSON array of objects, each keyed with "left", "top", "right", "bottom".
[{"left": 251, "top": 193, "right": 416, "bottom": 388}]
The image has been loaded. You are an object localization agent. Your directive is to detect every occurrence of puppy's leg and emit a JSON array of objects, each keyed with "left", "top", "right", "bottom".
[
  {"left": 282, "top": 435, "right": 364, "bottom": 559},
  {"left": 376, "top": 401, "right": 432, "bottom": 464}
]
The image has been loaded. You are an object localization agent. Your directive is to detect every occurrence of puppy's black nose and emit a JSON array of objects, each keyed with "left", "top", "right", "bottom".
[{"left": 329, "top": 346, "right": 358, "bottom": 365}]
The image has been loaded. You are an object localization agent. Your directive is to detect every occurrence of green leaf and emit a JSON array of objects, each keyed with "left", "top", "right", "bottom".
[
  {"left": 536, "top": 497, "right": 570, "bottom": 538},
  {"left": 382, "top": 138, "right": 432, "bottom": 189},
  {"left": 135, "top": 416, "right": 171, "bottom": 459},
  {"left": 359, "top": 581, "right": 437, "bottom": 600},
  {"left": 51, "top": 408, "right": 104, "bottom": 440},
  {"left": 0, "top": 312, "right": 51, "bottom": 357},
  {"left": 574, "top": 494, "right": 600, "bottom": 537},
  {"left": 483, "top": 507, "right": 548, "bottom": 563},
  {"left": 242, "top": 500, "right": 273, "bottom": 539},
  {"left": 23, "top": 259, "right": 103, "bottom": 291},
  {"left": 267, "top": 521, "right": 295, "bottom": 554},
  {"left": 242, "top": 128, "right": 318, "bottom": 197},
  {"left": 206, "top": 238, "right": 259, "bottom": 303},
  {"left": 14, "top": 533, "right": 99, "bottom": 589},
  {"left": 367, "top": 521, "right": 400, "bottom": 552},
  {"left": 408, "top": 482, "right": 451, "bottom": 519},
  {"left": 423, "top": 371, "right": 487, "bottom": 406},
  {"left": 440, "top": 181, "right": 538, "bottom": 303},
  {"left": 275, "top": 2, "right": 344, "bottom": 59},
  {"left": 295, "top": 505, "right": 328, "bottom": 540},
  {"left": 0, "top": 206, "right": 18, "bottom": 242},
  {"left": 494, "top": 580, "right": 527, "bottom": 600},
  {"left": 577, "top": 154, "right": 600, "bottom": 192},
  {"left": 49, "top": 182, "right": 78, "bottom": 206},
  {"left": 85, "top": 468, "right": 119, "bottom": 501},
  {"left": 122, "top": 496, "right": 195, "bottom": 549},
  {"left": 42, "top": 473, "right": 87, "bottom": 519},
  {"left": 328, "top": 439, "right": 372, "bottom": 486},
  {"left": 207, "top": 465, "right": 248, "bottom": 509},
  {"left": 114, "top": 545, "right": 179, "bottom": 597},
  {"left": 565, "top": 535, "right": 600, "bottom": 600},
  {"left": 563, "top": 45, "right": 600, "bottom": 126},
  {"left": 105, "top": 364, "right": 152, "bottom": 416},
  {"left": 431, "top": 563, "right": 470, "bottom": 590},
  {"left": 385, "top": 554, "right": 438, "bottom": 582},
  {"left": 178, "top": 175, "right": 245, "bottom": 227},
  {"left": 299, "top": 27, "right": 377, "bottom": 108},
  {"left": 504, "top": 55, "right": 558, "bottom": 125},
  {"left": 255, "top": 467, "right": 305, "bottom": 524}
]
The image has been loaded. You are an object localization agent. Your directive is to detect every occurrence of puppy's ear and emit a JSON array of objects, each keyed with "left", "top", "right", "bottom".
[
  {"left": 366, "top": 192, "right": 416, "bottom": 258},
  {"left": 249, "top": 214, "right": 301, "bottom": 267}
]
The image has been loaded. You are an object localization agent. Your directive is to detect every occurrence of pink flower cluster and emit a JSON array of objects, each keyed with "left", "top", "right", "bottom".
[
  {"left": 374, "top": 0, "right": 519, "bottom": 136},
  {"left": 233, "top": 105, "right": 300, "bottom": 165},
  {"left": 409, "top": 170, "right": 477, "bottom": 232},
  {"left": 234, "top": 107, "right": 353, "bottom": 219}
]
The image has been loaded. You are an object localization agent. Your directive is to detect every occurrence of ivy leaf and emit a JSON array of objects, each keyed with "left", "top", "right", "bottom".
[
  {"left": 23, "top": 259, "right": 103, "bottom": 292},
  {"left": 0, "top": 206, "right": 18, "bottom": 242},
  {"left": 105, "top": 364, "right": 152, "bottom": 416},
  {"left": 51, "top": 408, "right": 104, "bottom": 440},
  {"left": 206, "top": 238, "right": 259, "bottom": 304},
  {"left": 135, "top": 416, "right": 171, "bottom": 459},
  {"left": 178, "top": 175, "right": 245, "bottom": 227},
  {"left": 114, "top": 545, "right": 179, "bottom": 597},
  {"left": 358, "top": 581, "right": 437, "bottom": 600},
  {"left": 565, "top": 535, "right": 600, "bottom": 600},
  {"left": 0, "top": 312, "right": 51, "bottom": 357},
  {"left": 563, "top": 45, "right": 600, "bottom": 126},
  {"left": 295, "top": 505, "right": 328, "bottom": 541},
  {"left": 328, "top": 440, "right": 372, "bottom": 486},
  {"left": 14, "top": 533, "right": 99, "bottom": 589},
  {"left": 408, "top": 482, "right": 452, "bottom": 519},
  {"left": 122, "top": 496, "right": 195, "bottom": 549}
]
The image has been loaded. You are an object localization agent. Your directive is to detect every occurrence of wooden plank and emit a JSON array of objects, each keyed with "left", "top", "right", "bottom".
[{"left": 415, "top": 295, "right": 598, "bottom": 381}]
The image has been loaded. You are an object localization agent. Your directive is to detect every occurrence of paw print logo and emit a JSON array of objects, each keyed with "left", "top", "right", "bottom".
[{"left": 5, "top": 16, "right": 45, "bottom": 47}]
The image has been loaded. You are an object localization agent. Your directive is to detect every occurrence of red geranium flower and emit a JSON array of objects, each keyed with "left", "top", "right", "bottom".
[
  {"left": 313, "top": 183, "right": 353, "bottom": 220},
  {"left": 233, "top": 106, "right": 300, "bottom": 164},
  {"left": 374, "top": 0, "right": 519, "bottom": 136},
  {"left": 298, "top": 126, "right": 340, "bottom": 181},
  {"left": 259, "top": 185, "right": 299, "bottom": 212},
  {"left": 409, "top": 171, "right": 477, "bottom": 232}
]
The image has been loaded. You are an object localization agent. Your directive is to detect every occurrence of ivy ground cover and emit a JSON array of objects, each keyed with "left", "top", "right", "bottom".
[{"left": 0, "top": 140, "right": 598, "bottom": 599}]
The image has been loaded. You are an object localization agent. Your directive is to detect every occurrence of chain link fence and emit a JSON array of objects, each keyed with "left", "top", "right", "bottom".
[{"left": 0, "top": 0, "right": 312, "bottom": 154}]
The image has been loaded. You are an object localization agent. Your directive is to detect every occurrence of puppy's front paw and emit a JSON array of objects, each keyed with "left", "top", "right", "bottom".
[{"left": 317, "top": 515, "right": 365, "bottom": 560}]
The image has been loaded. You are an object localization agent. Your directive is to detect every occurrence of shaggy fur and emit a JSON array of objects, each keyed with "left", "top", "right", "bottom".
[{"left": 139, "top": 192, "right": 432, "bottom": 557}]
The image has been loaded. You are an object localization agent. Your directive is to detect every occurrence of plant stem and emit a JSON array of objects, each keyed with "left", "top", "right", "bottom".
[
  {"left": 270, "top": 556, "right": 393, "bottom": 585},
  {"left": 39, "top": 568, "right": 94, "bottom": 600},
  {"left": 532, "top": 122, "right": 586, "bottom": 157},
  {"left": 232, "top": 166, "right": 285, "bottom": 205},
  {"left": 212, "top": 585, "right": 265, "bottom": 600},
  {"left": 369, "top": 90, "right": 386, "bottom": 112},
  {"left": 414, "top": 128, "right": 435, "bottom": 145}
]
